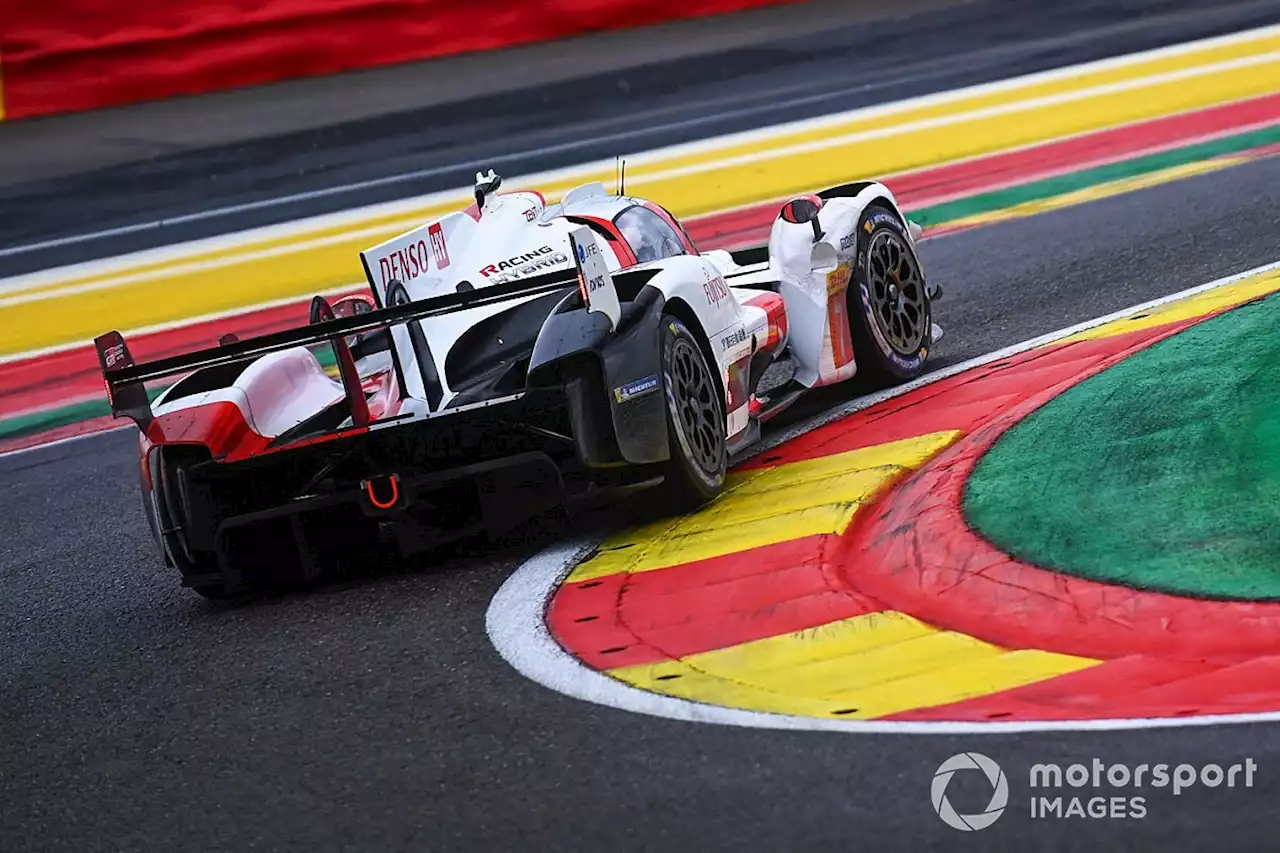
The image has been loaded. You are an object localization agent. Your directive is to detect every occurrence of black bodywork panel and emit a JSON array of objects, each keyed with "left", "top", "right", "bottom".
[
  {"left": 143, "top": 270, "right": 678, "bottom": 590},
  {"left": 175, "top": 391, "right": 575, "bottom": 588},
  {"left": 528, "top": 284, "right": 669, "bottom": 467}
]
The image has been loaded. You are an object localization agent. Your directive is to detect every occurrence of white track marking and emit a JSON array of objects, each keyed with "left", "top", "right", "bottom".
[
  {"left": 632, "top": 51, "right": 1280, "bottom": 185},
  {"left": 4, "top": 22, "right": 1277, "bottom": 300},
  {"left": 5, "top": 21, "right": 1276, "bottom": 263},
  {"left": 0, "top": 425, "right": 133, "bottom": 461},
  {"left": 625, "top": 23, "right": 1280, "bottom": 164},
  {"left": 0, "top": 284, "right": 361, "bottom": 366},
  {"left": 486, "top": 258, "right": 1280, "bottom": 734}
]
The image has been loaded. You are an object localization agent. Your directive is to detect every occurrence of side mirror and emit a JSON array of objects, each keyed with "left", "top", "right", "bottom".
[
  {"left": 779, "top": 194, "right": 825, "bottom": 242},
  {"left": 311, "top": 293, "right": 377, "bottom": 352},
  {"left": 330, "top": 294, "right": 375, "bottom": 319}
]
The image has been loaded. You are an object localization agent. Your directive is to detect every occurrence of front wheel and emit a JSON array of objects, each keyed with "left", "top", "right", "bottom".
[
  {"left": 658, "top": 315, "right": 726, "bottom": 510},
  {"left": 848, "top": 204, "right": 933, "bottom": 386}
]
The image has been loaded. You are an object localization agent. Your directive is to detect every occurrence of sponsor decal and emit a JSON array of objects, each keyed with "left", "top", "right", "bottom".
[
  {"left": 572, "top": 227, "right": 621, "bottom": 331},
  {"left": 378, "top": 238, "right": 434, "bottom": 286},
  {"left": 702, "top": 269, "right": 730, "bottom": 305},
  {"left": 828, "top": 276, "right": 854, "bottom": 368},
  {"left": 826, "top": 263, "right": 852, "bottom": 296},
  {"left": 866, "top": 211, "right": 900, "bottom": 231},
  {"left": 480, "top": 246, "right": 556, "bottom": 278},
  {"left": 103, "top": 343, "right": 126, "bottom": 369},
  {"left": 576, "top": 240, "right": 610, "bottom": 293},
  {"left": 614, "top": 374, "right": 660, "bottom": 403},
  {"left": 863, "top": 220, "right": 874, "bottom": 233},
  {"left": 487, "top": 251, "right": 569, "bottom": 285},
  {"left": 721, "top": 327, "right": 748, "bottom": 350},
  {"left": 524, "top": 207, "right": 537, "bottom": 222},
  {"left": 840, "top": 232, "right": 858, "bottom": 251},
  {"left": 428, "top": 223, "right": 449, "bottom": 269}
]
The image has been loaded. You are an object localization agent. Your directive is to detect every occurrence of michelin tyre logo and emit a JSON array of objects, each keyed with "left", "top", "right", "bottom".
[
  {"left": 614, "top": 375, "right": 660, "bottom": 403},
  {"left": 932, "top": 753, "right": 1008, "bottom": 831}
]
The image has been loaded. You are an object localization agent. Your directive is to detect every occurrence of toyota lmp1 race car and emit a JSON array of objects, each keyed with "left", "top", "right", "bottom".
[{"left": 97, "top": 170, "right": 940, "bottom": 598}]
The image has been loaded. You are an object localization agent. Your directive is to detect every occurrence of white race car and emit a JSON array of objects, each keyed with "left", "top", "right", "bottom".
[{"left": 97, "top": 170, "right": 939, "bottom": 596}]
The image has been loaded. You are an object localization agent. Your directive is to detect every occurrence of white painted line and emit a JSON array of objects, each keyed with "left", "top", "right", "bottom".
[
  {"left": 7, "top": 115, "right": 1265, "bottom": 368},
  {"left": 4, "top": 20, "right": 1273, "bottom": 264},
  {"left": 0, "top": 283, "right": 360, "bottom": 366},
  {"left": 486, "top": 258, "right": 1280, "bottom": 734},
  {"left": 11, "top": 22, "right": 1272, "bottom": 264},
  {"left": 0, "top": 223, "right": 401, "bottom": 307},
  {"left": 5, "top": 22, "right": 1277, "bottom": 300},
  {"left": 0, "top": 424, "right": 133, "bottom": 462},
  {"left": 625, "top": 22, "right": 1280, "bottom": 165},
  {"left": 630, "top": 51, "right": 1280, "bottom": 186}
]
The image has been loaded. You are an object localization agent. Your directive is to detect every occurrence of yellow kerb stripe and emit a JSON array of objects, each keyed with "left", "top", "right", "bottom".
[
  {"left": 568, "top": 431, "right": 960, "bottom": 583},
  {"left": 3, "top": 29, "right": 1279, "bottom": 356},
  {"left": 1060, "top": 267, "right": 1280, "bottom": 344},
  {"left": 610, "top": 611, "right": 1097, "bottom": 719}
]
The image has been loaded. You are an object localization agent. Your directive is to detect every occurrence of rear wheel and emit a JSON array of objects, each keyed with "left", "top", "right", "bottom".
[
  {"left": 848, "top": 204, "right": 932, "bottom": 385},
  {"left": 658, "top": 315, "right": 726, "bottom": 509},
  {"left": 149, "top": 447, "right": 233, "bottom": 600}
]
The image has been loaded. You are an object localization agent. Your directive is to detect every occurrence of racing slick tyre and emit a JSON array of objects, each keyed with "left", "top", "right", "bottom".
[
  {"left": 658, "top": 315, "right": 727, "bottom": 510},
  {"left": 848, "top": 203, "right": 932, "bottom": 386},
  {"left": 149, "top": 447, "right": 231, "bottom": 600}
]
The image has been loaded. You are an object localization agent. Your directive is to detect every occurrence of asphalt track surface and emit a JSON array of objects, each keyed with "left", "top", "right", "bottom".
[
  {"left": 6, "top": 2, "right": 1280, "bottom": 850},
  {"left": 4, "top": 152, "right": 1280, "bottom": 852},
  {"left": 3, "top": 0, "right": 1280, "bottom": 274}
]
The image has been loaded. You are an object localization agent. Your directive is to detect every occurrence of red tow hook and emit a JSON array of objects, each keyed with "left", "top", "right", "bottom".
[{"left": 361, "top": 474, "right": 401, "bottom": 511}]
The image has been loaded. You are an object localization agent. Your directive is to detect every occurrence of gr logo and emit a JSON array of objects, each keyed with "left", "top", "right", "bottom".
[{"left": 932, "top": 752, "right": 1008, "bottom": 831}]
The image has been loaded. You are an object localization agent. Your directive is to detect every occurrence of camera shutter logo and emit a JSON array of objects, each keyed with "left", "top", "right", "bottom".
[{"left": 932, "top": 753, "right": 1008, "bottom": 831}]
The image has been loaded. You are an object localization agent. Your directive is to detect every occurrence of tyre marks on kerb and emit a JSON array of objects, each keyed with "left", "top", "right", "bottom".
[
  {"left": 565, "top": 433, "right": 957, "bottom": 584},
  {"left": 551, "top": 429, "right": 1098, "bottom": 720}
]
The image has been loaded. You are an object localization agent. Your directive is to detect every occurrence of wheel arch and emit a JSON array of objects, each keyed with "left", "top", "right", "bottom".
[
  {"left": 816, "top": 181, "right": 910, "bottom": 242},
  {"left": 846, "top": 198, "right": 933, "bottom": 385}
]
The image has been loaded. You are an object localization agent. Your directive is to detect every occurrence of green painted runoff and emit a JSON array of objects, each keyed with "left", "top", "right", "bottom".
[{"left": 966, "top": 292, "right": 1280, "bottom": 600}]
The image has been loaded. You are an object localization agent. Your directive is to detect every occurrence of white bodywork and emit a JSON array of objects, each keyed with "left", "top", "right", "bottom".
[
  {"left": 151, "top": 348, "right": 345, "bottom": 437},
  {"left": 355, "top": 176, "right": 915, "bottom": 444},
  {"left": 359, "top": 182, "right": 745, "bottom": 416},
  {"left": 712, "top": 184, "right": 919, "bottom": 389},
  {"left": 362, "top": 185, "right": 615, "bottom": 405},
  {"left": 148, "top": 177, "right": 916, "bottom": 449}
]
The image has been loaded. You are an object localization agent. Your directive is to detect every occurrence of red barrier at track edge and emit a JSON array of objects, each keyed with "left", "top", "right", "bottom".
[{"left": 0, "top": 0, "right": 802, "bottom": 119}]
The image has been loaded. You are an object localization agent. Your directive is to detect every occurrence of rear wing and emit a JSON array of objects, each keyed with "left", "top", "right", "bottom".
[
  {"left": 95, "top": 269, "right": 582, "bottom": 432},
  {"left": 96, "top": 227, "right": 628, "bottom": 431}
]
